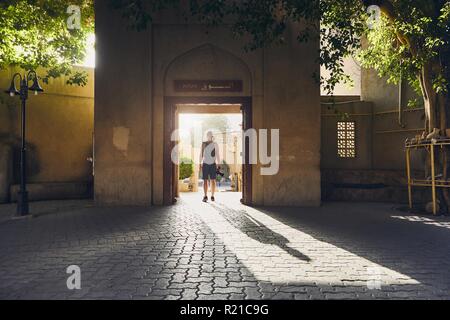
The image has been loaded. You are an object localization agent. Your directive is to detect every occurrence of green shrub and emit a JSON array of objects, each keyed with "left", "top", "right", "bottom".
[{"left": 179, "top": 157, "right": 194, "bottom": 180}]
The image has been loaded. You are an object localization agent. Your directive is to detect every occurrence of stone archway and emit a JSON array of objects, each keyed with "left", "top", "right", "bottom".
[{"left": 162, "top": 44, "right": 253, "bottom": 205}]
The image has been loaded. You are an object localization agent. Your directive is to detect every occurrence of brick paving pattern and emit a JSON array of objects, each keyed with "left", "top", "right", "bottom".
[{"left": 0, "top": 193, "right": 449, "bottom": 300}]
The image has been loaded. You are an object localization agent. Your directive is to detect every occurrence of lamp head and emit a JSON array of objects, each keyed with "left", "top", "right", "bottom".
[
  {"left": 29, "top": 75, "right": 44, "bottom": 93},
  {"left": 5, "top": 80, "right": 20, "bottom": 97}
]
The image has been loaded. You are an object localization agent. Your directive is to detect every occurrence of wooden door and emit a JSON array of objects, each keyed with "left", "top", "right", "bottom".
[
  {"left": 241, "top": 99, "right": 252, "bottom": 205},
  {"left": 164, "top": 96, "right": 252, "bottom": 205},
  {"left": 163, "top": 100, "right": 176, "bottom": 205}
]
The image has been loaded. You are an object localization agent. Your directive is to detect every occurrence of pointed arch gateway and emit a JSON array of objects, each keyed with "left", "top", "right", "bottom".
[{"left": 163, "top": 44, "right": 253, "bottom": 205}]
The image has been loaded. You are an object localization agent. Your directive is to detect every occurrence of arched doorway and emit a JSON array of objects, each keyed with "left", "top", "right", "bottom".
[{"left": 162, "top": 44, "right": 253, "bottom": 205}]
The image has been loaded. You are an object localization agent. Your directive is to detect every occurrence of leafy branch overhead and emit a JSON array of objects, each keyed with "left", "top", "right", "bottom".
[{"left": 0, "top": 0, "right": 94, "bottom": 86}]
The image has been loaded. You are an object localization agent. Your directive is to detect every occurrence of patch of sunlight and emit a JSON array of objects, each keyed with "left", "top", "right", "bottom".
[
  {"left": 75, "top": 34, "right": 95, "bottom": 68},
  {"left": 392, "top": 215, "right": 450, "bottom": 230},
  {"left": 186, "top": 193, "right": 419, "bottom": 286}
]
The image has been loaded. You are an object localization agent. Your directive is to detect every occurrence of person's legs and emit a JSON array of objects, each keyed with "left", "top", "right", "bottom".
[
  {"left": 210, "top": 164, "right": 217, "bottom": 200},
  {"left": 202, "top": 164, "right": 217, "bottom": 201},
  {"left": 202, "top": 164, "right": 209, "bottom": 201},
  {"left": 203, "top": 179, "right": 208, "bottom": 198},
  {"left": 211, "top": 179, "right": 216, "bottom": 199}
]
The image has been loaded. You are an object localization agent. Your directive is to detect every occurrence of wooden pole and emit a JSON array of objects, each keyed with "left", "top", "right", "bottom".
[{"left": 406, "top": 147, "right": 412, "bottom": 209}]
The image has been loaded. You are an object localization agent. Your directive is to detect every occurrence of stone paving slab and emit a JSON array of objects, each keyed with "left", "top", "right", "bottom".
[{"left": 0, "top": 193, "right": 449, "bottom": 300}]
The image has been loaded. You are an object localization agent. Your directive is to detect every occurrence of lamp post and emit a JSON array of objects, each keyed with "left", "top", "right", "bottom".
[{"left": 4, "top": 71, "right": 44, "bottom": 216}]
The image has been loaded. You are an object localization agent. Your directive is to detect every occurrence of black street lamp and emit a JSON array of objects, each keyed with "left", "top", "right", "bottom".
[{"left": 5, "top": 71, "right": 44, "bottom": 216}]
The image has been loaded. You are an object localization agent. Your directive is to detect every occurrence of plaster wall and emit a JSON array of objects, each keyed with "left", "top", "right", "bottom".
[
  {"left": 321, "top": 101, "right": 373, "bottom": 170},
  {"left": 0, "top": 66, "right": 94, "bottom": 202},
  {"left": 362, "top": 68, "right": 424, "bottom": 171},
  {"left": 94, "top": 1, "right": 152, "bottom": 205},
  {"left": 319, "top": 67, "right": 426, "bottom": 203},
  {"left": 262, "top": 23, "right": 321, "bottom": 206}
]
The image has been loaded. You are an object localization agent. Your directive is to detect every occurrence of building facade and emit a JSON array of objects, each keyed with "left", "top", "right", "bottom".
[
  {"left": 0, "top": 4, "right": 428, "bottom": 207},
  {"left": 93, "top": 2, "right": 322, "bottom": 206}
]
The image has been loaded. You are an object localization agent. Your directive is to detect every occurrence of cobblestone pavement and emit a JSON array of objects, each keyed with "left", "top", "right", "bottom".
[{"left": 0, "top": 193, "right": 450, "bottom": 300}]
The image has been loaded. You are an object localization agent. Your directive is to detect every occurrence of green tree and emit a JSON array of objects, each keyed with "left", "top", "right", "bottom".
[
  {"left": 0, "top": 0, "right": 94, "bottom": 85},
  {"left": 202, "top": 115, "right": 230, "bottom": 135},
  {"left": 359, "top": 1, "right": 449, "bottom": 132}
]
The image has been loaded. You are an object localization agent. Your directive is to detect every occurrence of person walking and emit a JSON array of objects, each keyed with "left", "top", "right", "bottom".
[{"left": 199, "top": 131, "right": 221, "bottom": 202}]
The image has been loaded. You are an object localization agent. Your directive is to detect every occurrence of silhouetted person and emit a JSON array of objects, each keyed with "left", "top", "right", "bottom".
[{"left": 199, "top": 131, "right": 221, "bottom": 202}]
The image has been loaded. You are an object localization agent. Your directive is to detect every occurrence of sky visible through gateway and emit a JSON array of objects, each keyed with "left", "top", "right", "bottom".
[{"left": 179, "top": 114, "right": 242, "bottom": 135}]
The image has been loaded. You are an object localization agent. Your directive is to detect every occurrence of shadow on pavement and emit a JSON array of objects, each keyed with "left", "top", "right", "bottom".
[{"left": 210, "top": 202, "right": 311, "bottom": 262}]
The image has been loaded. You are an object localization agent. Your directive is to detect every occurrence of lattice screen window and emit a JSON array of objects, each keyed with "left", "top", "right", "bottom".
[{"left": 337, "top": 121, "right": 356, "bottom": 158}]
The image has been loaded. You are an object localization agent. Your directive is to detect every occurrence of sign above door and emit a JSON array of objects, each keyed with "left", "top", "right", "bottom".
[{"left": 174, "top": 80, "right": 243, "bottom": 93}]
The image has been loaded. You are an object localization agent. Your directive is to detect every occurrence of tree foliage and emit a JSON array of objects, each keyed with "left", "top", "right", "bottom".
[
  {"left": 0, "top": 0, "right": 94, "bottom": 86},
  {"left": 333, "top": 0, "right": 450, "bottom": 131},
  {"left": 359, "top": 1, "right": 449, "bottom": 115},
  {"left": 202, "top": 115, "right": 230, "bottom": 135}
]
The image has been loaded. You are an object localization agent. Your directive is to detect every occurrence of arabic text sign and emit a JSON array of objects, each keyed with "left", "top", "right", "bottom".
[{"left": 174, "top": 80, "right": 243, "bottom": 92}]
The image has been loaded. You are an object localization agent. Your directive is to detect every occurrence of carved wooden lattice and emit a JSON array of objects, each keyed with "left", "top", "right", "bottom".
[{"left": 337, "top": 121, "right": 356, "bottom": 158}]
